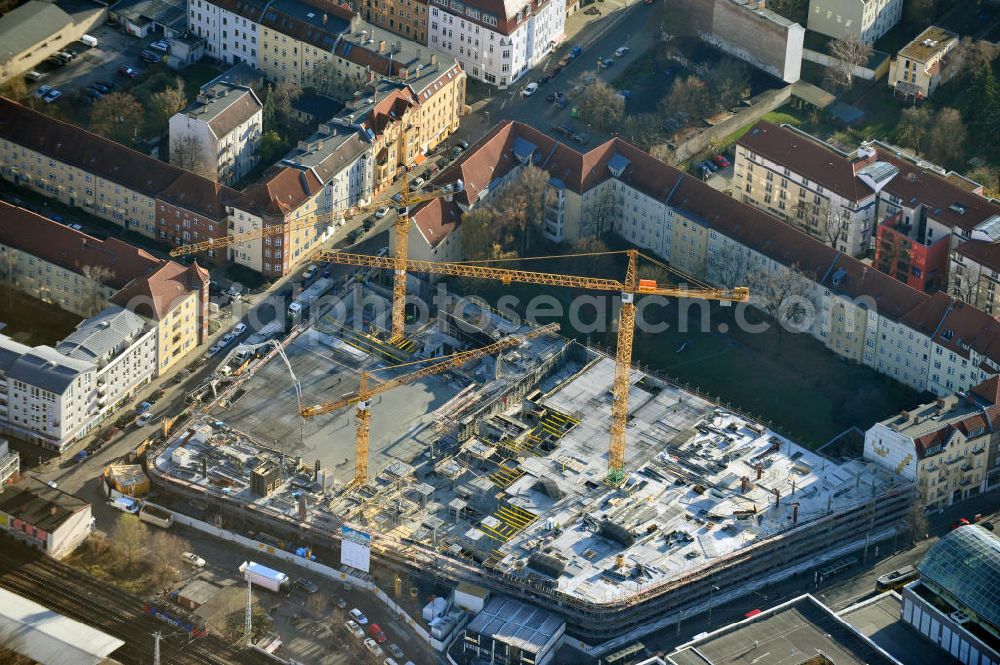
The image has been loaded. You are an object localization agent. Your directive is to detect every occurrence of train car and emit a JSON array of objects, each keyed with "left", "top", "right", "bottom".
[
  {"left": 143, "top": 601, "right": 209, "bottom": 637},
  {"left": 875, "top": 565, "right": 918, "bottom": 591}
]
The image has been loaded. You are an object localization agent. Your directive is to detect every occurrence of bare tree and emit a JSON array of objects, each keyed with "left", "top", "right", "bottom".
[
  {"left": 0, "top": 249, "right": 19, "bottom": 310},
  {"left": 460, "top": 208, "right": 498, "bottom": 261},
  {"left": 824, "top": 35, "right": 873, "bottom": 91},
  {"left": 151, "top": 78, "right": 188, "bottom": 128},
  {"left": 582, "top": 185, "right": 620, "bottom": 241},
  {"left": 110, "top": 514, "right": 146, "bottom": 572},
  {"left": 749, "top": 263, "right": 819, "bottom": 334},
  {"left": 511, "top": 163, "right": 554, "bottom": 253},
  {"left": 80, "top": 265, "right": 114, "bottom": 316},
  {"left": 927, "top": 107, "right": 967, "bottom": 166},
  {"left": 660, "top": 75, "right": 710, "bottom": 124},
  {"left": 90, "top": 93, "right": 144, "bottom": 145},
  {"left": 148, "top": 531, "right": 189, "bottom": 588},
  {"left": 895, "top": 106, "right": 932, "bottom": 154},
  {"left": 262, "top": 81, "right": 302, "bottom": 132},
  {"left": 303, "top": 66, "right": 362, "bottom": 101},
  {"left": 577, "top": 79, "right": 624, "bottom": 131},
  {"left": 950, "top": 263, "right": 980, "bottom": 307},
  {"left": 708, "top": 242, "right": 753, "bottom": 289},
  {"left": 946, "top": 37, "right": 998, "bottom": 84},
  {"left": 170, "top": 134, "right": 214, "bottom": 179},
  {"left": 820, "top": 206, "right": 852, "bottom": 251}
]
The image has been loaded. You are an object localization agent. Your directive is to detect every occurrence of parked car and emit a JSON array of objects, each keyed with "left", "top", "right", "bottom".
[
  {"left": 386, "top": 643, "right": 405, "bottom": 659},
  {"left": 411, "top": 176, "right": 425, "bottom": 188},
  {"left": 368, "top": 624, "right": 386, "bottom": 643},
  {"left": 584, "top": 6, "right": 600, "bottom": 14},
  {"left": 350, "top": 608, "right": 369, "bottom": 625},
  {"left": 392, "top": 192, "right": 404, "bottom": 204},
  {"left": 34, "top": 85, "right": 53, "bottom": 99},
  {"left": 150, "top": 40, "right": 170, "bottom": 52},
  {"left": 614, "top": 46, "right": 631, "bottom": 57},
  {"left": 712, "top": 154, "right": 731, "bottom": 168},
  {"left": 181, "top": 552, "right": 206, "bottom": 568},
  {"left": 598, "top": 58, "right": 614, "bottom": 69},
  {"left": 335, "top": 596, "right": 348, "bottom": 609},
  {"left": 136, "top": 401, "right": 153, "bottom": 413},
  {"left": 294, "top": 578, "right": 319, "bottom": 594},
  {"left": 42, "top": 89, "right": 62, "bottom": 103},
  {"left": 374, "top": 206, "right": 390, "bottom": 219},
  {"left": 344, "top": 620, "right": 365, "bottom": 639},
  {"left": 521, "top": 82, "right": 539, "bottom": 97},
  {"left": 207, "top": 342, "right": 223, "bottom": 356},
  {"left": 302, "top": 264, "right": 318, "bottom": 280},
  {"left": 118, "top": 64, "right": 139, "bottom": 78},
  {"left": 140, "top": 49, "right": 160, "bottom": 62},
  {"left": 24, "top": 70, "right": 44, "bottom": 82},
  {"left": 221, "top": 332, "right": 237, "bottom": 347},
  {"left": 362, "top": 638, "right": 384, "bottom": 658},
  {"left": 95, "top": 80, "right": 116, "bottom": 91},
  {"left": 232, "top": 322, "right": 247, "bottom": 336},
  {"left": 135, "top": 412, "right": 154, "bottom": 427}
]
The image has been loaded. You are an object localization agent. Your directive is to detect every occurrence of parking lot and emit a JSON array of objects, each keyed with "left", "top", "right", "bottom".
[{"left": 23, "top": 24, "right": 136, "bottom": 99}]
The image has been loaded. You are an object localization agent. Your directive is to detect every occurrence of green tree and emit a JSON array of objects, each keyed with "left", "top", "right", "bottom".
[
  {"left": 460, "top": 208, "right": 497, "bottom": 260},
  {"left": 150, "top": 78, "right": 187, "bottom": 129},
  {"left": 968, "top": 166, "right": 1000, "bottom": 198},
  {"left": 966, "top": 64, "right": 1000, "bottom": 138},
  {"left": 259, "top": 130, "right": 288, "bottom": 165}
]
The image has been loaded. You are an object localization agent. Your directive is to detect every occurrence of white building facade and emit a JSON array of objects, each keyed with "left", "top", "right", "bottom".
[
  {"left": 169, "top": 83, "right": 263, "bottom": 185},
  {"left": 427, "top": 0, "right": 563, "bottom": 87},
  {"left": 186, "top": 0, "right": 265, "bottom": 64},
  {"left": 808, "top": 0, "right": 903, "bottom": 43}
]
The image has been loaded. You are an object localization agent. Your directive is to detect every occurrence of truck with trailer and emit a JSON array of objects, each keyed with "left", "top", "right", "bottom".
[
  {"left": 246, "top": 320, "right": 283, "bottom": 345},
  {"left": 239, "top": 561, "right": 290, "bottom": 592},
  {"left": 287, "top": 278, "right": 334, "bottom": 318},
  {"left": 138, "top": 503, "right": 174, "bottom": 529}
]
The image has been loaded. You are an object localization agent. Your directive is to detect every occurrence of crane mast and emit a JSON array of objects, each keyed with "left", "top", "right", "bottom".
[{"left": 317, "top": 248, "right": 748, "bottom": 484}]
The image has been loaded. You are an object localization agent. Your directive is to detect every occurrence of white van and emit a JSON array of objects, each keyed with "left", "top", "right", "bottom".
[{"left": 81, "top": 34, "right": 98, "bottom": 47}]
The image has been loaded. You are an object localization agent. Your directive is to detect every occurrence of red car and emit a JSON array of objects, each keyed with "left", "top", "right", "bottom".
[
  {"left": 712, "top": 154, "right": 731, "bottom": 168},
  {"left": 368, "top": 623, "right": 386, "bottom": 644}
]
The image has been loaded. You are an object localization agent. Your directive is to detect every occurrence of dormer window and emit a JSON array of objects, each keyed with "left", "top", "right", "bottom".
[{"left": 607, "top": 152, "right": 629, "bottom": 178}]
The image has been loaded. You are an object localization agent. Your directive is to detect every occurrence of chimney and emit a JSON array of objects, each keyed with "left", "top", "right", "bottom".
[
  {"left": 755, "top": 463, "right": 763, "bottom": 480},
  {"left": 314, "top": 459, "right": 321, "bottom": 481},
  {"left": 773, "top": 488, "right": 780, "bottom": 508},
  {"left": 430, "top": 53, "right": 438, "bottom": 67},
  {"left": 792, "top": 502, "right": 799, "bottom": 525},
  {"left": 741, "top": 476, "right": 750, "bottom": 494},
  {"left": 379, "top": 40, "right": 386, "bottom": 53},
  {"left": 201, "top": 458, "right": 208, "bottom": 478}
]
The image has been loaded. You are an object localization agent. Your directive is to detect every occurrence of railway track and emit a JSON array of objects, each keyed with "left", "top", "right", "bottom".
[{"left": 0, "top": 542, "right": 274, "bottom": 665}]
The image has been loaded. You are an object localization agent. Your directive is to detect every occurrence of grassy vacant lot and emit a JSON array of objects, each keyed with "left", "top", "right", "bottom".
[
  {"left": 467, "top": 275, "right": 919, "bottom": 448},
  {"left": 0, "top": 291, "right": 82, "bottom": 346}
]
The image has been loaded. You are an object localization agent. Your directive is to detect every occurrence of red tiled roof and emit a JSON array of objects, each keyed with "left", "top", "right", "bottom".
[
  {"left": 877, "top": 153, "right": 1000, "bottom": 234},
  {"left": 239, "top": 166, "right": 323, "bottom": 218},
  {"left": 931, "top": 299, "right": 1000, "bottom": 361},
  {"left": 955, "top": 239, "right": 1000, "bottom": 272},
  {"left": 0, "top": 201, "right": 161, "bottom": 289},
  {"left": 737, "top": 121, "right": 874, "bottom": 203},
  {"left": 413, "top": 198, "right": 462, "bottom": 248},
  {"left": 110, "top": 261, "right": 208, "bottom": 320},
  {"left": 971, "top": 376, "right": 1000, "bottom": 405}
]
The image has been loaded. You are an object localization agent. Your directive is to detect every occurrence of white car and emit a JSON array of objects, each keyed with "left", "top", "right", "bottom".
[
  {"left": 181, "top": 552, "right": 205, "bottom": 568},
  {"left": 411, "top": 176, "right": 425, "bottom": 189},
  {"left": 231, "top": 322, "right": 247, "bottom": 336},
  {"left": 363, "top": 638, "right": 384, "bottom": 658},
  {"left": 614, "top": 46, "right": 631, "bottom": 57},
  {"left": 374, "top": 207, "right": 390, "bottom": 219},
  {"left": 220, "top": 332, "right": 237, "bottom": 346},
  {"left": 135, "top": 412, "right": 154, "bottom": 427},
  {"left": 150, "top": 40, "right": 170, "bottom": 52},
  {"left": 344, "top": 620, "right": 365, "bottom": 639},
  {"left": 350, "top": 608, "right": 368, "bottom": 625},
  {"left": 302, "top": 264, "right": 318, "bottom": 280},
  {"left": 521, "top": 82, "right": 539, "bottom": 97}
]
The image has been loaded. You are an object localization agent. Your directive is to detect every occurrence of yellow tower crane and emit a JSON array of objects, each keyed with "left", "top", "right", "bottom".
[
  {"left": 167, "top": 175, "right": 464, "bottom": 346},
  {"left": 313, "top": 248, "right": 749, "bottom": 485},
  {"left": 300, "top": 323, "right": 559, "bottom": 486}
]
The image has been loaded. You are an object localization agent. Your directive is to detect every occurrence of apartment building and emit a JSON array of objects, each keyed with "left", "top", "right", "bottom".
[
  {"left": 187, "top": 0, "right": 270, "bottom": 64},
  {"left": 0, "top": 97, "right": 243, "bottom": 249},
  {"left": 427, "top": 0, "right": 564, "bottom": 87},
  {"left": 0, "top": 203, "right": 162, "bottom": 318},
  {"left": 864, "top": 384, "right": 999, "bottom": 509},
  {"left": 56, "top": 307, "right": 158, "bottom": 412},
  {"left": 950, "top": 217, "right": 1000, "bottom": 314},
  {"left": 0, "top": 477, "right": 93, "bottom": 559},
  {"left": 808, "top": 0, "right": 903, "bottom": 43},
  {"left": 888, "top": 26, "right": 958, "bottom": 102},
  {"left": 413, "top": 120, "right": 1000, "bottom": 397},
  {"left": 670, "top": 0, "right": 805, "bottom": 83},
  {"left": 735, "top": 122, "right": 887, "bottom": 257},
  {"left": 111, "top": 262, "right": 210, "bottom": 374},
  {"left": 360, "top": 0, "right": 428, "bottom": 44},
  {"left": 332, "top": 64, "right": 465, "bottom": 191},
  {"left": 874, "top": 211, "right": 951, "bottom": 292},
  {"left": 0, "top": 439, "right": 18, "bottom": 493},
  {"left": 0, "top": 306, "right": 157, "bottom": 451},
  {"left": 169, "top": 81, "right": 264, "bottom": 184}
]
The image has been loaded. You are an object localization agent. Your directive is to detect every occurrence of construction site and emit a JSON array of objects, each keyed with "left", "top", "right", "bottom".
[{"left": 147, "top": 274, "right": 915, "bottom": 646}]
